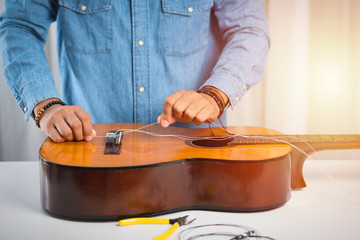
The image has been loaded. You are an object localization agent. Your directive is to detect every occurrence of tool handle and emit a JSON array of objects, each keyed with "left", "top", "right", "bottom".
[
  {"left": 118, "top": 218, "right": 169, "bottom": 226},
  {"left": 153, "top": 222, "right": 179, "bottom": 240}
]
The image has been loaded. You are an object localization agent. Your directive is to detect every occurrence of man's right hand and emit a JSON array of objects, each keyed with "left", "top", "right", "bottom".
[{"left": 34, "top": 98, "right": 96, "bottom": 143}]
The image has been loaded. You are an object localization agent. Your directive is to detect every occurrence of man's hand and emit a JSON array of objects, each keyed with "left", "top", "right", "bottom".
[
  {"left": 157, "top": 89, "right": 228, "bottom": 127},
  {"left": 34, "top": 98, "right": 96, "bottom": 142}
]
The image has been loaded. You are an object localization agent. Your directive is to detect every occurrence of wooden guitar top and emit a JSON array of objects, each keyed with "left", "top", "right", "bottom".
[{"left": 40, "top": 123, "right": 292, "bottom": 168}]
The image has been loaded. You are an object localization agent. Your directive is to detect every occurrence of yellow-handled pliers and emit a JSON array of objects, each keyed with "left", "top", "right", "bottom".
[{"left": 118, "top": 215, "right": 196, "bottom": 240}]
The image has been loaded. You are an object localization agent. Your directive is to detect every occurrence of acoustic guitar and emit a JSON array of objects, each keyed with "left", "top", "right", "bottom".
[{"left": 39, "top": 123, "right": 360, "bottom": 220}]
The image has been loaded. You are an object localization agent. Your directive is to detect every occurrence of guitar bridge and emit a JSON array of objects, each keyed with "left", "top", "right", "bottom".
[{"left": 104, "top": 130, "right": 124, "bottom": 155}]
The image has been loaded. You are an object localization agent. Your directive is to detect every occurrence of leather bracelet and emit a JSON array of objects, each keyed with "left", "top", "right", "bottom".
[
  {"left": 35, "top": 100, "right": 66, "bottom": 128},
  {"left": 198, "top": 86, "right": 228, "bottom": 118}
]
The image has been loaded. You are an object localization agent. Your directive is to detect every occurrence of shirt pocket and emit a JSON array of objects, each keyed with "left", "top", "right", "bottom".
[
  {"left": 161, "top": 0, "right": 214, "bottom": 57},
  {"left": 58, "top": 0, "right": 113, "bottom": 54}
]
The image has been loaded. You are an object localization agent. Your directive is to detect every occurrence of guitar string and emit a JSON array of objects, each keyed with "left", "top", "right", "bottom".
[
  {"left": 177, "top": 223, "right": 275, "bottom": 240},
  {"left": 210, "top": 121, "right": 321, "bottom": 161},
  {"left": 95, "top": 122, "right": 360, "bottom": 199},
  {"left": 213, "top": 123, "right": 360, "bottom": 200},
  {"left": 320, "top": 164, "right": 360, "bottom": 199},
  {"left": 95, "top": 122, "right": 235, "bottom": 141},
  {"left": 95, "top": 121, "right": 317, "bottom": 160}
]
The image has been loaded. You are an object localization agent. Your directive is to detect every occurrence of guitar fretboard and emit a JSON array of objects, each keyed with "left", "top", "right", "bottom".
[{"left": 235, "top": 134, "right": 360, "bottom": 144}]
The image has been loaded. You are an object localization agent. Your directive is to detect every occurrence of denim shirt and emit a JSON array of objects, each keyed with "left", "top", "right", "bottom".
[{"left": 0, "top": 0, "right": 269, "bottom": 127}]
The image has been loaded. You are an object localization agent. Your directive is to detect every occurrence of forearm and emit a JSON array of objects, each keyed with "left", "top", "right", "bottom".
[
  {"left": 204, "top": 0, "right": 270, "bottom": 107},
  {"left": 0, "top": 26, "right": 60, "bottom": 119},
  {"left": 0, "top": 1, "right": 59, "bottom": 120}
]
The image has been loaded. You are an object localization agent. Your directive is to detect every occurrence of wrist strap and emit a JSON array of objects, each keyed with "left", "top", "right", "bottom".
[
  {"left": 198, "top": 86, "right": 228, "bottom": 118},
  {"left": 35, "top": 100, "right": 66, "bottom": 128}
]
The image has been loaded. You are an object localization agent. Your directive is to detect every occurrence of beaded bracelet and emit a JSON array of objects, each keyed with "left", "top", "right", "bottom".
[
  {"left": 198, "top": 86, "right": 228, "bottom": 118},
  {"left": 35, "top": 100, "right": 66, "bottom": 128}
]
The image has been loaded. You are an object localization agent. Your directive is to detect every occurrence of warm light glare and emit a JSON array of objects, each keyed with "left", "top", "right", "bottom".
[
  {"left": 306, "top": 1, "right": 356, "bottom": 133},
  {"left": 311, "top": 58, "right": 347, "bottom": 101}
]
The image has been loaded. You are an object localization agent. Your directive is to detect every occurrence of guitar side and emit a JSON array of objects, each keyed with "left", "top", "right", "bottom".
[{"left": 40, "top": 123, "right": 292, "bottom": 220}]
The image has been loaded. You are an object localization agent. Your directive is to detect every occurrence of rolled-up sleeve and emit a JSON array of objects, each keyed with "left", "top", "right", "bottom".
[
  {"left": 202, "top": 0, "right": 270, "bottom": 107},
  {"left": 0, "top": 0, "right": 60, "bottom": 120}
]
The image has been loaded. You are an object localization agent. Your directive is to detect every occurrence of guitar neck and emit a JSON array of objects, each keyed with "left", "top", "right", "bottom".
[{"left": 234, "top": 134, "right": 360, "bottom": 152}]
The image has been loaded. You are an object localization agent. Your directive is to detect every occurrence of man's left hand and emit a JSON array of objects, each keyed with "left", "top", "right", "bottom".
[{"left": 157, "top": 90, "right": 226, "bottom": 127}]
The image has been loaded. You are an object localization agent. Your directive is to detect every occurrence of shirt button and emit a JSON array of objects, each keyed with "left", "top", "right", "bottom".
[
  {"left": 188, "top": 7, "right": 193, "bottom": 13},
  {"left": 80, "top": 5, "right": 86, "bottom": 11},
  {"left": 23, "top": 107, "right": 27, "bottom": 113},
  {"left": 138, "top": 40, "right": 144, "bottom": 46},
  {"left": 235, "top": 96, "right": 240, "bottom": 102},
  {"left": 139, "top": 87, "right": 145, "bottom": 93}
]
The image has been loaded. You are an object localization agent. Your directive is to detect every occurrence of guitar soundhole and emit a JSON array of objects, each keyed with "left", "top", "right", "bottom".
[{"left": 186, "top": 137, "right": 235, "bottom": 148}]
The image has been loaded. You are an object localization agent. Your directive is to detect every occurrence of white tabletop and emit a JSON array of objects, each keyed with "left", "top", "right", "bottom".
[{"left": 1, "top": 160, "right": 360, "bottom": 240}]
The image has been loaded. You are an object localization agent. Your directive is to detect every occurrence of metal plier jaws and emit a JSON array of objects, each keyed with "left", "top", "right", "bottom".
[{"left": 118, "top": 215, "right": 196, "bottom": 240}]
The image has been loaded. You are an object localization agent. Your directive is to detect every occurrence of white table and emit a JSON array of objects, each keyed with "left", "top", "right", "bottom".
[{"left": 1, "top": 160, "right": 360, "bottom": 240}]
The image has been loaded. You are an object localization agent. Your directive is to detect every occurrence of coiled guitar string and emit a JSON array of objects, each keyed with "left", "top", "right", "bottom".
[{"left": 177, "top": 223, "right": 275, "bottom": 240}]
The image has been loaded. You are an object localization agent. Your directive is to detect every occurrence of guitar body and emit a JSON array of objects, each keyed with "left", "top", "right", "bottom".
[{"left": 40, "top": 123, "right": 293, "bottom": 220}]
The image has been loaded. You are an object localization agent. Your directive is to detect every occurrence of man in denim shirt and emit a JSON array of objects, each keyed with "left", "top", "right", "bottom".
[{"left": 0, "top": 0, "right": 269, "bottom": 142}]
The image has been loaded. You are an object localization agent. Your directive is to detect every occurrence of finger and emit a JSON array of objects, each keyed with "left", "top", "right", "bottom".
[
  {"left": 74, "top": 108, "right": 93, "bottom": 141},
  {"left": 161, "top": 91, "right": 185, "bottom": 124},
  {"left": 181, "top": 106, "right": 199, "bottom": 123},
  {"left": 193, "top": 107, "right": 212, "bottom": 126},
  {"left": 158, "top": 114, "right": 176, "bottom": 127},
  {"left": 39, "top": 104, "right": 66, "bottom": 141},
  {"left": 181, "top": 99, "right": 207, "bottom": 123},
  {"left": 64, "top": 112, "right": 83, "bottom": 141},
  {"left": 168, "top": 115, "right": 177, "bottom": 124},
  {"left": 54, "top": 118, "right": 75, "bottom": 141},
  {"left": 46, "top": 123, "right": 66, "bottom": 143},
  {"left": 40, "top": 119, "right": 66, "bottom": 142},
  {"left": 47, "top": 128, "right": 65, "bottom": 142},
  {"left": 171, "top": 96, "right": 195, "bottom": 121}
]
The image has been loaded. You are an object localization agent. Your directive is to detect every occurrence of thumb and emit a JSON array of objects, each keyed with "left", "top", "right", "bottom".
[{"left": 157, "top": 114, "right": 176, "bottom": 128}]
